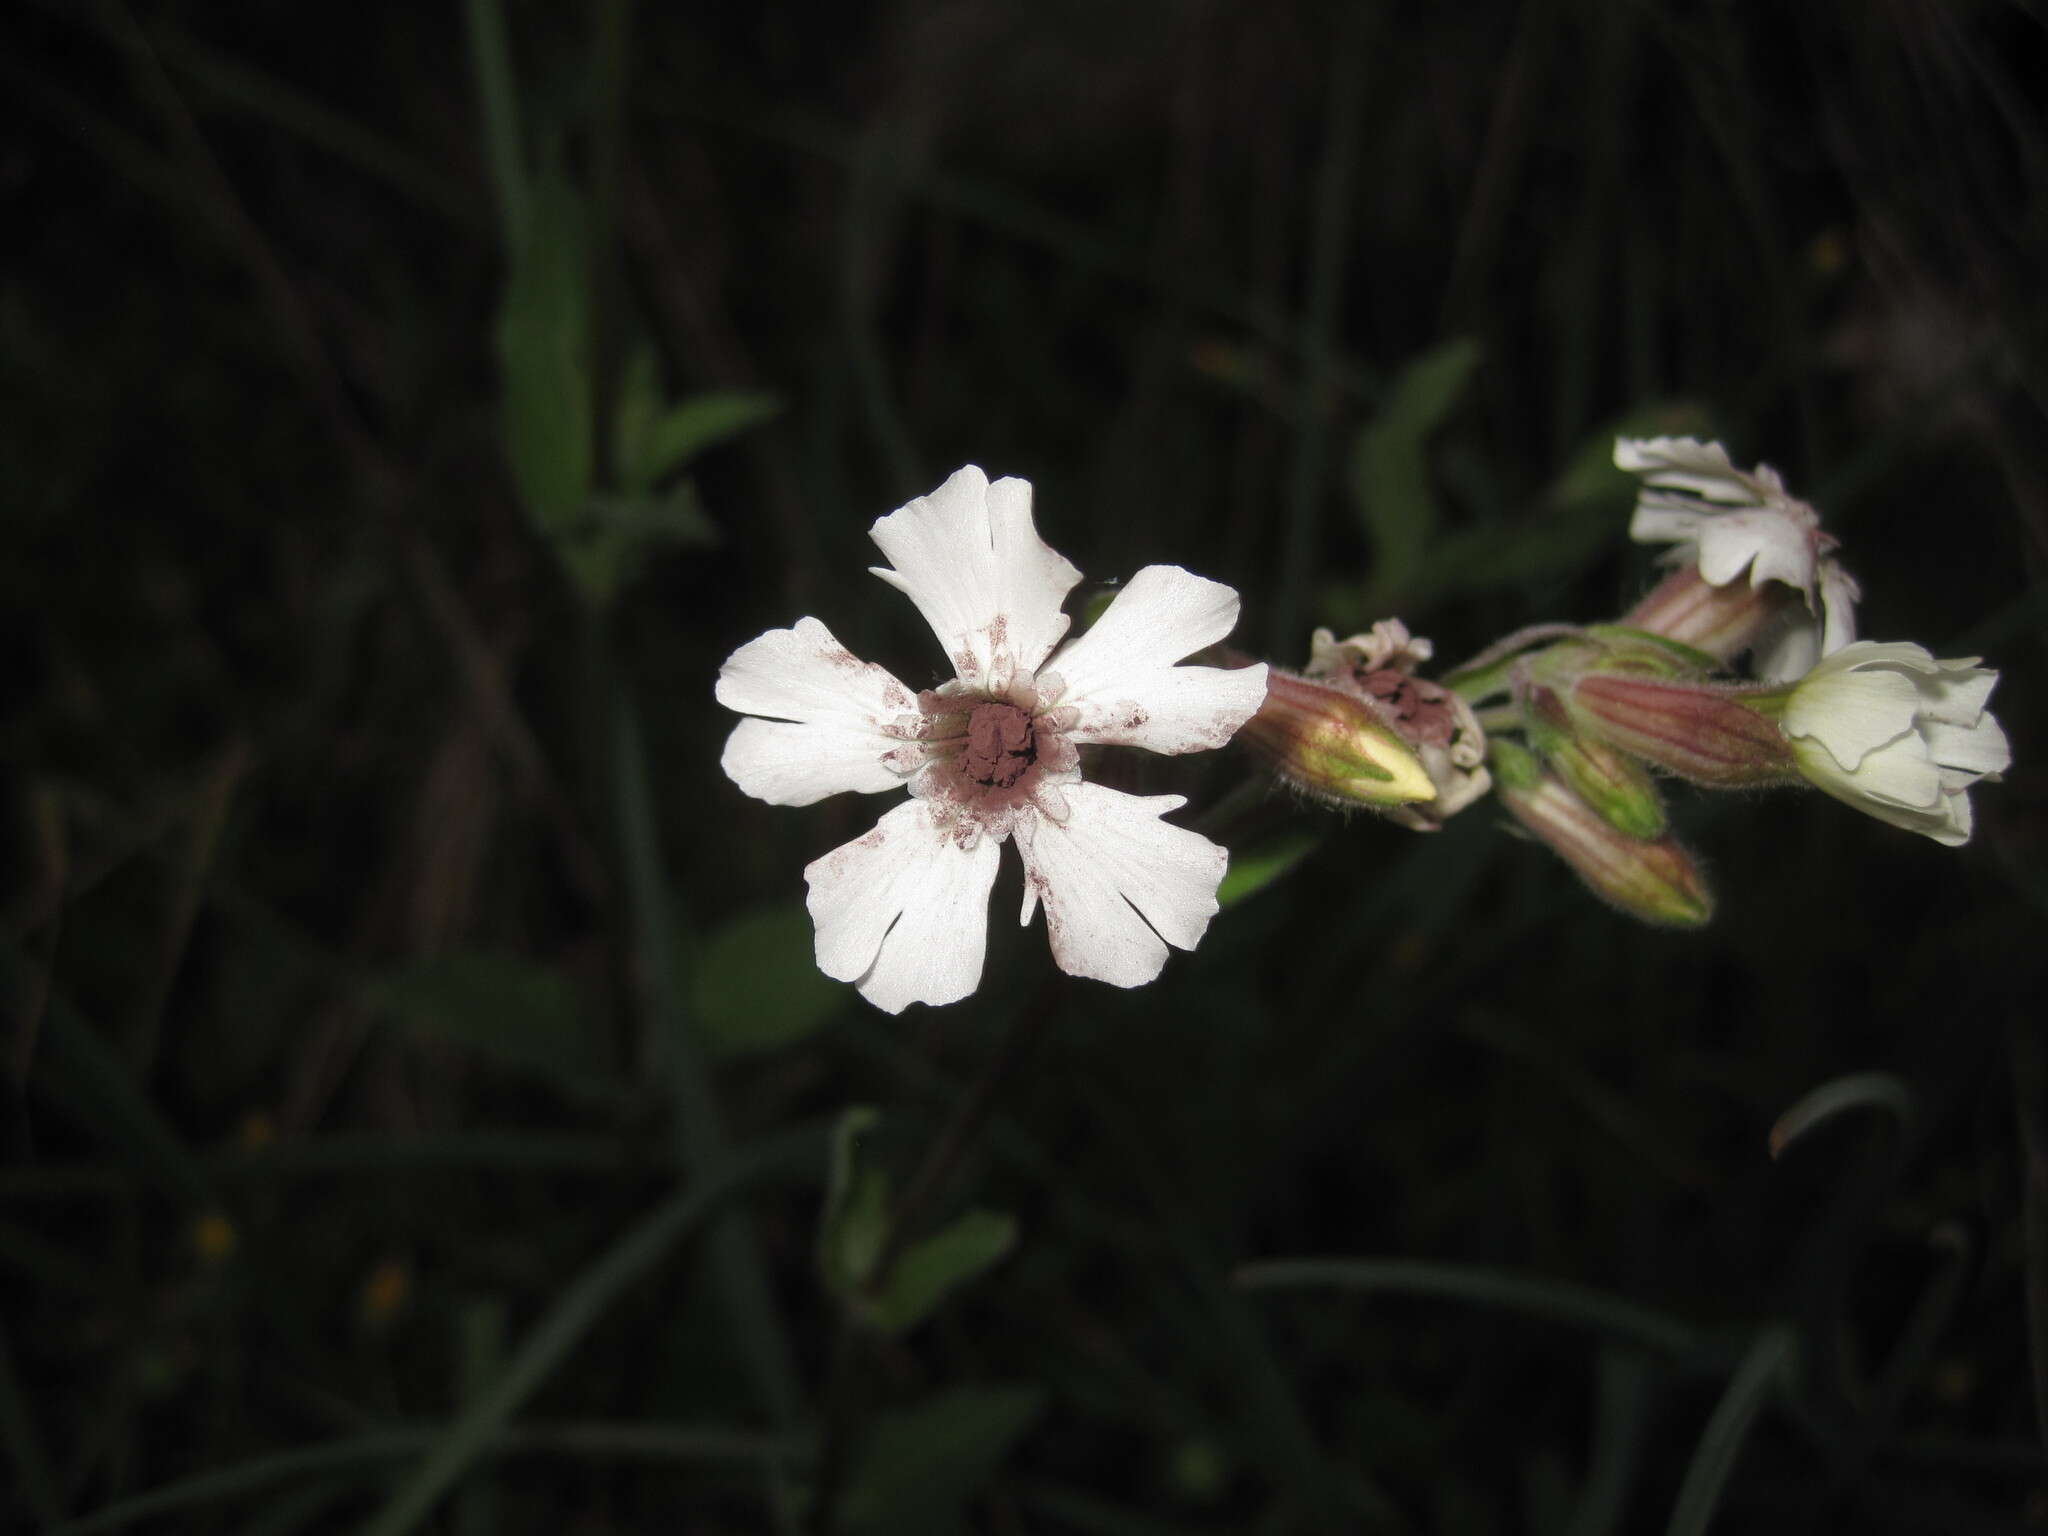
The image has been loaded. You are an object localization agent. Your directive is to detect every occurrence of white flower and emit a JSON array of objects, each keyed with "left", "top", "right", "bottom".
[
  {"left": 1615, "top": 436, "right": 1861, "bottom": 682},
  {"left": 1779, "top": 641, "right": 2010, "bottom": 846},
  {"left": 716, "top": 466, "right": 1269, "bottom": 1013}
]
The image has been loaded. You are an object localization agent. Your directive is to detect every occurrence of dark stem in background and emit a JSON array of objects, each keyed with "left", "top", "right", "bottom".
[
  {"left": 586, "top": 0, "right": 635, "bottom": 494},
  {"left": 607, "top": 658, "right": 804, "bottom": 1536},
  {"left": 2013, "top": 1015, "right": 2048, "bottom": 1453},
  {"left": 809, "top": 988, "right": 1056, "bottom": 1536},
  {"left": 1268, "top": 7, "right": 1369, "bottom": 658}
]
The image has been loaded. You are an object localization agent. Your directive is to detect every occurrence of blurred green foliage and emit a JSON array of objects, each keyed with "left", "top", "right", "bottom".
[{"left": 3, "top": 0, "right": 2045, "bottom": 1533}]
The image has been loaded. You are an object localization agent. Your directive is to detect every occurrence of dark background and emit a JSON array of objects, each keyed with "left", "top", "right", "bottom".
[{"left": 4, "top": 1, "right": 2046, "bottom": 1532}]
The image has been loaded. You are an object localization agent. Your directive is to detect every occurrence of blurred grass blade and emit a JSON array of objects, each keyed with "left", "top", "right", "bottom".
[
  {"left": 1664, "top": 1326, "right": 1797, "bottom": 1536},
  {"left": 2010, "top": 1017, "right": 2048, "bottom": 1454},
  {"left": 1350, "top": 336, "right": 1480, "bottom": 607},
  {"left": 1237, "top": 1258, "right": 1701, "bottom": 1359},
  {"left": 54, "top": 1418, "right": 817, "bottom": 1535},
  {"left": 455, "top": 1299, "right": 507, "bottom": 1536},
  {"left": 1768, "top": 1071, "right": 1915, "bottom": 1161},
  {"left": 0, "top": 1321, "right": 62, "bottom": 1528},
  {"left": 464, "top": 0, "right": 528, "bottom": 247},
  {"left": 867, "top": 1209, "right": 1018, "bottom": 1334},
  {"left": 58, "top": 1432, "right": 429, "bottom": 1536},
  {"left": 611, "top": 679, "right": 803, "bottom": 1444},
  {"left": 4, "top": 945, "right": 214, "bottom": 1211},
  {"left": 1269, "top": 6, "right": 1369, "bottom": 656},
  {"left": 1217, "top": 832, "right": 1321, "bottom": 909},
  {"left": 1567, "top": 1346, "right": 1654, "bottom": 1536},
  {"left": 839, "top": 1385, "right": 1044, "bottom": 1536},
  {"left": 355, "top": 1123, "right": 826, "bottom": 1536}
]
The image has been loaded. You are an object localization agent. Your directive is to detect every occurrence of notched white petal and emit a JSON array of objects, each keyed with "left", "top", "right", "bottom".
[
  {"left": 715, "top": 618, "right": 919, "bottom": 805},
  {"left": 1054, "top": 566, "right": 1242, "bottom": 681},
  {"left": 804, "top": 800, "right": 1001, "bottom": 1014},
  {"left": 722, "top": 718, "right": 906, "bottom": 806},
  {"left": 867, "top": 465, "right": 1081, "bottom": 688},
  {"left": 1066, "top": 662, "right": 1270, "bottom": 755},
  {"left": 716, "top": 616, "right": 917, "bottom": 725},
  {"left": 1050, "top": 567, "right": 1264, "bottom": 754},
  {"left": 1014, "top": 784, "right": 1227, "bottom": 989}
]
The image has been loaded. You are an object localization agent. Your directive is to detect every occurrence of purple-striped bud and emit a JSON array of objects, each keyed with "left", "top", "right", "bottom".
[
  {"left": 1521, "top": 685, "right": 1669, "bottom": 840},
  {"left": 1491, "top": 740, "right": 1713, "bottom": 928},
  {"left": 1567, "top": 672, "right": 1798, "bottom": 788},
  {"left": 1621, "top": 564, "right": 1803, "bottom": 665},
  {"left": 1241, "top": 669, "right": 1438, "bottom": 809}
]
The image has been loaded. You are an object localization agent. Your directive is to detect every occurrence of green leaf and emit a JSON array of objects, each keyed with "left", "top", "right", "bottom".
[
  {"left": 495, "top": 168, "right": 591, "bottom": 540},
  {"left": 1400, "top": 401, "right": 1713, "bottom": 606},
  {"left": 583, "top": 486, "right": 717, "bottom": 547},
  {"left": 817, "top": 1106, "right": 886, "bottom": 1296},
  {"left": 692, "top": 904, "right": 840, "bottom": 1056},
  {"left": 1350, "top": 337, "right": 1480, "bottom": 604},
  {"left": 1217, "top": 832, "right": 1321, "bottom": 909},
  {"left": 839, "top": 1385, "right": 1044, "bottom": 1536},
  {"left": 375, "top": 951, "right": 610, "bottom": 1093},
  {"left": 620, "top": 389, "right": 782, "bottom": 496},
  {"left": 866, "top": 1209, "right": 1018, "bottom": 1334}
]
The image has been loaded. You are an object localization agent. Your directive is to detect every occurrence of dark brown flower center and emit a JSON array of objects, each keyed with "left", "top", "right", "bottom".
[{"left": 960, "top": 701, "right": 1037, "bottom": 788}]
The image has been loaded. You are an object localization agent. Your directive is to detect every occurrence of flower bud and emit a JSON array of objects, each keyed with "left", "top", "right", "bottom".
[
  {"left": 1301, "top": 623, "right": 1492, "bottom": 827},
  {"left": 1567, "top": 672, "right": 1798, "bottom": 788},
  {"left": 1620, "top": 564, "right": 1803, "bottom": 665},
  {"left": 1520, "top": 685, "right": 1668, "bottom": 840},
  {"left": 1242, "top": 669, "right": 1437, "bottom": 809},
  {"left": 1491, "top": 740, "right": 1713, "bottom": 928}
]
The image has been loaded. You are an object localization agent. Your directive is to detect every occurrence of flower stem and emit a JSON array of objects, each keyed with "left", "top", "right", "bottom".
[
  {"left": 1442, "top": 622, "right": 1584, "bottom": 701},
  {"left": 609, "top": 665, "right": 804, "bottom": 1524},
  {"left": 809, "top": 987, "right": 1055, "bottom": 1535}
]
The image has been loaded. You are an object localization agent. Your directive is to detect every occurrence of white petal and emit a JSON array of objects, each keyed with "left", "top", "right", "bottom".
[
  {"left": 716, "top": 618, "right": 919, "bottom": 804},
  {"left": 717, "top": 616, "right": 917, "bottom": 725},
  {"left": 1925, "top": 714, "right": 2011, "bottom": 779},
  {"left": 721, "top": 718, "right": 907, "bottom": 806},
  {"left": 1047, "top": 566, "right": 1261, "bottom": 753},
  {"left": 1783, "top": 666, "right": 1919, "bottom": 769},
  {"left": 1628, "top": 500, "right": 1706, "bottom": 547},
  {"left": 804, "top": 800, "right": 1001, "bottom": 1014},
  {"left": 1614, "top": 437, "right": 1754, "bottom": 502},
  {"left": 1916, "top": 664, "right": 1998, "bottom": 727},
  {"left": 1799, "top": 734, "right": 1971, "bottom": 844},
  {"left": 1752, "top": 616, "right": 1822, "bottom": 685},
  {"left": 1692, "top": 508, "right": 1812, "bottom": 593},
  {"left": 986, "top": 474, "right": 1083, "bottom": 673},
  {"left": 1013, "top": 784, "right": 1228, "bottom": 989},
  {"left": 867, "top": 466, "right": 1081, "bottom": 687},
  {"left": 1833, "top": 734, "right": 1944, "bottom": 809},
  {"left": 1065, "top": 661, "right": 1271, "bottom": 754},
  {"left": 1817, "top": 561, "right": 1860, "bottom": 654}
]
